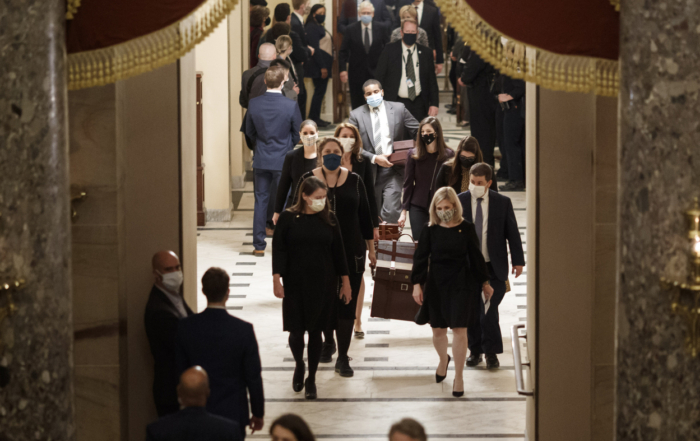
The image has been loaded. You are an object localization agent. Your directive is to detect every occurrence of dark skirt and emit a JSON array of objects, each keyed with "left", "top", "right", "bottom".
[{"left": 425, "top": 264, "right": 481, "bottom": 329}]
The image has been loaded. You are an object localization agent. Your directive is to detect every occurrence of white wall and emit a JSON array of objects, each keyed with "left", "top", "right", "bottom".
[{"left": 196, "top": 21, "right": 232, "bottom": 220}]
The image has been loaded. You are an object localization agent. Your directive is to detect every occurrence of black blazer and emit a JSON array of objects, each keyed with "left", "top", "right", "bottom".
[
  {"left": 435, "top": 162, "right": 499, "bottom": 195},
  {"left": 147, "top": 406, "right": 242, "bottom": 441},
  {"left": 351, "top": 151, "right": 380, "bottom": 227},
  {"left": 339, "top": 20, "right": 390, "bottom": 82},
  {"left": 144, "top": 285, "right": 194, "bottom": 412},
  {"left": 375, "top": 40, "right": 439, "bottom": 108},
  {"left": 338, "top": 0, "right": 393, "bottom": 35},
  {"left": 275, "top": 147, "right": 318, "bottom": 213},
  {"left": 394, "top": 0, "right": 443, "bottom": 64},
  {"left": 457, "top": 190, "right": 524, "bottom": 282},
  {"left": 461, "top": 49, "right": 496, "bottom": 88},
  {"left": 176, "top": 309, "right": 264, "bottom": 428},
  {"left": 305, "top": 21, "right": 334, "bottom": 78}
]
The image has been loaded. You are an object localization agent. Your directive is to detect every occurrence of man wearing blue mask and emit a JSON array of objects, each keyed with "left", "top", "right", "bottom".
[
  {"left": 339, "top": 1, "right": 391, "bottom": 110},
  {"left": 348, "top": 79, "right": 419, "bottom": 223}
]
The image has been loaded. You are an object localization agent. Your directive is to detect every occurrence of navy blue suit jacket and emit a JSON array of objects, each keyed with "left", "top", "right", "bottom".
[
  {"left": 175, "top": 309, "right": 264, "bottom": 428},
  {"left": 146, "top": 407, "right": 242, "bottom": 441},
  {"left": 245, "top": 92, "right": 302, "bottom": 171},
  {"left": 457, "top": 190, "right": 525, "bottom": 282}
]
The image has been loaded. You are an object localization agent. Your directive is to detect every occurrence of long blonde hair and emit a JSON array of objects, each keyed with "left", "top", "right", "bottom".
[
  {"left": 276, "top": 35, "right": 292, "bottom": 56},
  {"left": 428, "top": 187, "right": 463, "bottom": 226}
]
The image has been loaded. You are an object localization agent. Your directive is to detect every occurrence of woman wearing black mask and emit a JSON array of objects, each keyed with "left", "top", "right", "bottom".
[
  {"left": 298, "top": 137, "right": 376, "bottom": 378},
  {"left": 435, "top": 136, "right": 499, "bottom": 195},
  {"left": 399, "top": 117, "right": 454, "bottom": 239},
  {"left": 304, "top": 5, "right": 334, "bottom": 127}
]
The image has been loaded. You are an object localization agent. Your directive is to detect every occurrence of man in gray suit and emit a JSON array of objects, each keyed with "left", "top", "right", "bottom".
[{"left": 349, "top": 79, "right": 419, "bottom": 223}]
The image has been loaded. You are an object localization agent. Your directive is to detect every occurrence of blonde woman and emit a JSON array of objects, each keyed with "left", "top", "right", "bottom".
[
  {"left": 389, "top": 5, "right": 429, "bottom": 47},
  {"left": 276, "top": 35, "right": 300, "bottom": 97},
  {"left": 411, "top": 187, "right": 492, "bottom": 397}
]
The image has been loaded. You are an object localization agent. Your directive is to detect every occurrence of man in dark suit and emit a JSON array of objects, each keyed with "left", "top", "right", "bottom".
[
  {"left": 147, "top": 366, "right": 242, "bottom": 441},
  {"left": 339, "top": 1, "right": 391, "bottom": 110},
  {"left": 394, "top": 0, "right": 443, "bottom": 73},
  {"left": 348, "top": 79, "right": 419, "bottom": 223},
  {"left": 291, "top": 0, "right": 314, "bottom": 119},
  {"left": 245, "top": 66, "right": 302, "bottom": 256},
  {"left": 145, "top": 250, "right": 194, "bottom": 417},
  {"left": 375, "top": 19, "right": 439, "bottom": 122},
  {"left": 338, "top": 0, "right": 392, "bottom": 34},
  {"left": 176, "top": 268, "right": 264, "bottom": 439},
  {"left": 457, "top": 163, "right": 525, "bottom": 369}
]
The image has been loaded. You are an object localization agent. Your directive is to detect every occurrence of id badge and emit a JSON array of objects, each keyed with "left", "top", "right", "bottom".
[{"left": 406, "top": 78, "right": 414, "bottom": 88}]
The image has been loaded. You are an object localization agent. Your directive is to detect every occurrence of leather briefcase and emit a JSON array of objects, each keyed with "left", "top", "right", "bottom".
[
  {"left": 388, "top": 140, "right": 415, "bottom": 167},
  {"left": 371, "top": 234, "right": 419, "bottom": 322},
  {"left": 377, "top": 221, "right": 401, "bottom": 242}
]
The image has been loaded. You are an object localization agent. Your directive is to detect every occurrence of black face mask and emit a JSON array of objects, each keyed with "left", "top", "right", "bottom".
[
  {"left": 402, "top": 33, "right": 417, "bottom": 46},
  {"left": 459, "top": 155, "right": 476, "bottom": 169},
  {"left": 421, "top": 133, "right": 436, "bottom": 145},
  {"left": 315, "top": 14, "right": 326, "bottom": 24},
  {"left": 264, "top": 17, "right": 271, "bottom": 26}
]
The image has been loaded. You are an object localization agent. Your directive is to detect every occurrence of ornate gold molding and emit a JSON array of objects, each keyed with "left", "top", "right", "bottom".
[
  {"left": 434, "top": 0, "right": 619, "bottom": 97},
  {"left": 66, "top": 0, "right": 81, "bottom": 20},
  {"left": 67, "top": 0, "right": 239, "bottom": 90},
  {"left": 610, "top": 0, "right": 620, "bottom": 12}
]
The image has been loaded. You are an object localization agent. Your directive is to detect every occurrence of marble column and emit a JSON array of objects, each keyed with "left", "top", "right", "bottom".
[
  {"left": 617, "top": 0, "right": 700, "bottom": 438},
  {"left": 0, "top": 0, "right": 74, "bottom": 439}
]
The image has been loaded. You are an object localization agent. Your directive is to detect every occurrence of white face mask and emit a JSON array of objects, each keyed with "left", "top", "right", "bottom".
[
  {"left": 159, "top": 270, "right": 183, "bottom": 293},
  {"left": 301, "top": 134, "right": 318, "bottom": 146},
  {"left": 338, "top": 138, "right": 355, "bottom": 152},
  {"left": 309, "top": 197, "right": 326, "bottom": 212},
  {"left": 469, "top": 183, "right": 487, "bottom": 199}
]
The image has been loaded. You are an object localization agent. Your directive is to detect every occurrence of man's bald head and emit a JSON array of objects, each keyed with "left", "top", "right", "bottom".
[
  {"left": 259, "top": 43, "right": 277, "bottom": 61},
  {"left": 152, "top": 250, "right": 181, "bottom": 285},
  {"left": 177, "top": 366, "right": 210, "bottom": 408}
]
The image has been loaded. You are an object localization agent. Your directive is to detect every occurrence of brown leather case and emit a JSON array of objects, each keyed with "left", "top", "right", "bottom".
[{"left": 388, "top": 140, "right": 415, "bottom": 167}]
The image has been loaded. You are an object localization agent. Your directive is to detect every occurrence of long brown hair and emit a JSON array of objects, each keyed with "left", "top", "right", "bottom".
[
  {"left": 413, "top": 117, "right": 452, "bottom": 161},
  {"left": 287, "top": 176, "right": 335, "bottom": 225},
  {"left": 334, "top": 123, "right": 363, "bottom": 162},
  {"left": 447, "top": 136, "right": 483, "bottom": 187}
]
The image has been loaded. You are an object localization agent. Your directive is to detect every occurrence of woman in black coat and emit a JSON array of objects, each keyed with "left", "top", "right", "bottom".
[
  {"left": 411, "top": 187, "right": 492, "bottom": 397},
  {"left": 305, "top": 5, "right": 334, "bottom": 126},
  {"left": 273, "top": 176, "right": 352, "bottom": 400},
  {"left": 435, "top": 136, "right": 499, "bottom": 195}
]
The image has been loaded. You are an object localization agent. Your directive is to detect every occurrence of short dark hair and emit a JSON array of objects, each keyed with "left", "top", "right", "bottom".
[
  {"left": 265, "top": 66, "right": 287, "bottom": 89},
  {"left": 469, "top": 162, "right": 493, "bottom": 182},
  {"left": 201, "top": 267, "right": 229, "bottom": 303},
  {"left": 271, "top": 58, "right": 291, "bottom": 71},
  {"left": 389, "top": 419, "right": 427, "bottom": 441},
  {"left": 269, "top": 22, "right": 291, "bottom": 42},
  {"left": 363, "top": 79, "right": 382, "bottom": 93},
  {"left": 274, "top": 3, "right": 291, "bottom": 22},
  {"left": 270, "top": 414, "right": 316, "bottom": 441}
]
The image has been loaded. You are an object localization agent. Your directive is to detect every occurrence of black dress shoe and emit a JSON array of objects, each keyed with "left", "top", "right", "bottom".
[
  {"left": 452, "top": 380, "right": 464, "bottom": 398},
  {"left": 435, "top": 355, "right": 451, "bottom": 383},
  {"left": 499, "top": 180, "right": 526, "bottom": 192},
  {"left": 314, "top": 120, "right": 330, "bottom": 128},
  {"left": 319, "top": 341, "right": 336, "bottom": 363},
  {"left": 293, "top": 363, "right": 305, "bottom": 392},
  {"left": 335, "top": 356, "right": 354, "bottom": 377},
  {"left": 485, "top": 354, "right": 500, "bottom": 369},
  {"left": 304, "top": 378, "right": 317, "bottom": 400},
  {"left": 447, "top": 109, "right": 457, "bottom": 115},
  {"left": 466, "top": 353, "right": 482, "bottom": 367}
]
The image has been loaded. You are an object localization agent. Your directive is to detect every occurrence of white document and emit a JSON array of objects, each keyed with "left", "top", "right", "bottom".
[{"left": 482, "top": 291, "right": 491, "bottom": 314}]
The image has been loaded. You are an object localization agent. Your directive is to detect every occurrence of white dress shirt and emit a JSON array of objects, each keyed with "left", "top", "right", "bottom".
[
  {"left": 471, "top": 190, "right": 490, "bottom": 262},
  {"left": 157, "top": 285, "right": 188, "bottom": 317},
  {"left": 369, "top": 101, "right": 392, "bottom": 163},
  {"left": 398, "top": 42, "right": 422, "bottom": 99},
  {"left": 415, "top": 2, "right": 424, "bottom": 25},
  {"left": 362, "top": 22, "right": 373, "bottom": 46},
  {"left": 293, "top": 11, "right": 305, "bottom": 25},
  {"left": 267, "top": 89, "right": 283, "bottom": 94}
]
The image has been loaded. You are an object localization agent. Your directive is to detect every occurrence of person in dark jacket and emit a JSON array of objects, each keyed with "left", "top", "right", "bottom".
[
  {"left": 398, "top": 116, "right": 454, "bottom": 239},
  {"left": 250, "top": 6, "right": 270, "bottom": 68},
  {"left": 338, "top": 0, "right": 393, "bottom": 34},
  {"left": 393, "top": 0, "right": 443, "bottom": 72},
  {"left": 146, "top": 366, "right": 242, "bottom": 441},
  {"left": 305, "top": 5, "right": 334, "bottom": 127},
  {"left": 435, "top": 136, "right": 498, "bottom": 195},
  {"left": 145, "top": 250, "right": 194, "bottom": 417},
  {"left": 291, "top": 0, "right": 314, "bottom": 119},
  {"left": 176, "top": 268, "right": 265, "bottom": 438}
]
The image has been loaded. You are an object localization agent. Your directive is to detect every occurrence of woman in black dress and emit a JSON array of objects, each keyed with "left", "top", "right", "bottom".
[
  {"left": 299, "top": 137, "right": 377, "bottom": 377},
  {"left": 273, "top": 120, "right": 319, "bottom": 225},
  {"left": 335, "top": 123, "right": 380, "bottom": 338},
  {"left": 435, "top": 136, "right": 498, "bottom": 195},
  {"left": 411, "top": 187, "right": 494, "bottom": 397},
  {"left": 272, "top": 177, "right": 352, "bottom": 399}
]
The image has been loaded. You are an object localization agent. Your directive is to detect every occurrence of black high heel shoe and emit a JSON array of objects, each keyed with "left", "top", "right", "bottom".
[
  {"left": 436, "top": 355, "right": 451, "bottom": 383},
  {"left": 293, "top": 363, "right": 305, "bottom": 392},
  {"left": 452, "top": 380, "right": 464, "bottom": 398},
  {"left": 304, "top": 378, "right": 317, "bottom": 400}
]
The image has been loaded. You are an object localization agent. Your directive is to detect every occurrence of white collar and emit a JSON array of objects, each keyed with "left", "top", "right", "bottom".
[
  {"left": 362, "top": 21, "right": 372, "bottom": 29},
  {"left": 414, "top": 2, "right": 424, "bottom": 10},
  {"left": 267, "top": 89, "right": 283, "bottom": 94},
  {"left": 293, "top": 11, "right": 304, "bottom": 21},
  {"left": 368, "top": 101, "right": 385, "bottom": 112},
  {"left": 402, "top": 42, "right": 417, "bottom": 52},
  {"left": 207, "top": 305, "right": 227, "bottom": 310}
]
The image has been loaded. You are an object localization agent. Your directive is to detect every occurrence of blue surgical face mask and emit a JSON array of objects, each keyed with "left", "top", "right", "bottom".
[
  {"left": 360, "top": 14, "right": 373, "bottom": 25},
  {"left": 366, "top": 92, "right": 383, "bottom": 108},
  {"left": 323, "top": 153, "right": 342, "bottom": 171}
]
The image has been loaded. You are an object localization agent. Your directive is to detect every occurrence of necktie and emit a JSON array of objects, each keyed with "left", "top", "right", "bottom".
[
  {"left": 406, "top": 49, "right": 417, "bottom": 101},
  {"left": 373, "top": 108, "right": 383, "bottom": 155},
  {"left": 364, "top": 27, "right": 371, "bottom": 53},
  {"left": 475, "top": 198, "right": 484, "bottom": 253}
]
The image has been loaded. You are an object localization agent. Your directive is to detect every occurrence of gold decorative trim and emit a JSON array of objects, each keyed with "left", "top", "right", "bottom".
[
  {"left": 434, "top": 0, "right": 619, "bottom": 97},
  {"left": 67, "top": 0, "right": 239, "bottom": 90},
  {"left": 610, "top": 0, "right": 620, "bottom": 12},
  {"left": 66, "top": 0, "right": 81, "bottom": 20}
]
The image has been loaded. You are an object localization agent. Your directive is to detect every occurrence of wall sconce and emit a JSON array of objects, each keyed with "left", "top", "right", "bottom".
[{"left": 660, "top": 197, "right": 700, "bottom": 358}]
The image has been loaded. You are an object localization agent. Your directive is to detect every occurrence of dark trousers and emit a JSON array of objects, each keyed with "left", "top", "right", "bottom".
[
  {"left": 503, "top": 106, "right": 526, "bottom": 182},
  {"left": 397, "top": 93, "right": 428, "bottom": 123},
  {"left": 468, "top": 84, "right": 498, "bottom": 167},
  {"left": 495, "top": 106, "right": 508, "bottom": 177},
  {"left": 408, "top": 205, "right": 430, "bottom": 240},
  {"left": 253, "top": 169, "right": 281, "bottom": 250},
  {"left": 309, "top": 77, "right": 329, "bottom": 122},
  {"left": 449, "top": 62, "right": 457, "bottom": 104},
  {"left": 349, "top": 67, "right": 372, "bottom": 109},
  {"left": 468, "top": 262, "right": 507, "bottom": 355},
  {"left": 156, "top": 403, "right": 179, "bottom": 418},
  {"left": 296, "top": 64, "right": 307, "bottom": 120}
]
